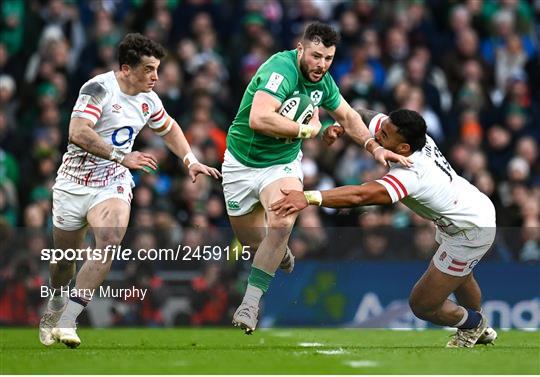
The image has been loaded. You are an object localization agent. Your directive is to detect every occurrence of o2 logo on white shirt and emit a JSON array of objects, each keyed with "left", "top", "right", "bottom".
[{"left": 112, "top": 126, "right": 134, "bottom": 147}]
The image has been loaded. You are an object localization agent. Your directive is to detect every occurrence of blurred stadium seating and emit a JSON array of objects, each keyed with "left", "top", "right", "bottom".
[{"left": 0, "top": 0, "right": 538, "bottom": 327}]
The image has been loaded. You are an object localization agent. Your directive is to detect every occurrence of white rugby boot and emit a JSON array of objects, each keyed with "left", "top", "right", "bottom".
[
  {"left": 232, "top": 302, "right": 259, "bottom": 335},
  {"left": 39, "top": 305, "right": 66, "bottom": 346},
  {"left": 52, "top": 322, "right": 81, "bottom": 348},
  {"left": 279, "top": 246, "right": 295, "bottom": 273},
  {"left": 446, "top": 314, "right": 488, "bottom": 348},
  {"left": 476, "top": 327, "right": 498, "bottom": 345}
]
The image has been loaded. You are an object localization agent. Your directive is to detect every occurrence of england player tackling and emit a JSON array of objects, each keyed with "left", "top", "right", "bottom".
[
  {"left": 271, "top": 109, "right": 497, "bottom": 348},
  {"left": 39, "top": 33, "right": 220, "bottom": 348}
]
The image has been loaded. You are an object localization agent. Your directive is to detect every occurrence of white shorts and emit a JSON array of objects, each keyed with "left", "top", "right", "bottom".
[
  {"left": 433, "top": 227, "right": 496, "bottom": 277},
  {"left": 52, "top": 177, "right": 133, "bottom": 231},
  {"left": 221, "top": 149, "right": 303, "bottom": 216}
]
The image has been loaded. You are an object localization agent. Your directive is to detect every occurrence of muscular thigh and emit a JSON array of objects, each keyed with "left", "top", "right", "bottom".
[
  {"left": 53, "top": 226, "right": 88, "bottom": 252},
  {"left": 260, "top": 177, "right": 302, "bottom": 229},
  {"left": 87, "top": 198, "right": 131, "bottom": 244},
  {"left": 230, "top": 176, "right": 303, "bottom": 246},
  {"left": 410, "top": 260, "right": 470, "bottom": 308},
  {"left": 229, "top": 203, "right": 266, "bottom": 249}
]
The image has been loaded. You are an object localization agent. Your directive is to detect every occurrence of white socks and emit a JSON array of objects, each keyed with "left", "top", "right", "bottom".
[
  {"left": 48, "top": 294, "right": 67, "bottom": 312},
  {"left": 453, "top": 306, "right": 468, "bottom": 327},
  {"left": 57, "top": 300, "right": 85, "bottom": 327},
  {"left": 244, "top": 285, "right": 263, "bottom": 307}
]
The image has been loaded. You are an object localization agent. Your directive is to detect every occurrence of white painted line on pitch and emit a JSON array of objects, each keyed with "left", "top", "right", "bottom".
[
  {"left": 345, "top": 360, "right": 378, "bottom": 368},
  {"left": 298, "top": 342, "right": 324, "bottom": 347},
  {"left": 316, "top": 348, "right": 347, "bottom": 355}
]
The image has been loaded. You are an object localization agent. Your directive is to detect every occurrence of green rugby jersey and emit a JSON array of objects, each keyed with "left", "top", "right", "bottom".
[{"left": 227, "top": 49, "right": 342, "bottom": 168}]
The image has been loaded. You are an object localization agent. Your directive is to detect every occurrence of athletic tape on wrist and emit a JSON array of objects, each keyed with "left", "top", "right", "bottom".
[
  {"left": 110, "top": 148, "right": 125, "bottom": 164},
  {"left": 304, "top": 190, "right": 322, "bottom": 206},
  {"left": 183, "top": 152, "right": 199, "bottom": 168},
  {"left": 297, "top": 123, "right": 316, "bottom": 139},
  {"left": 364, "top": 137, "right": 375, "bottom": 149}
]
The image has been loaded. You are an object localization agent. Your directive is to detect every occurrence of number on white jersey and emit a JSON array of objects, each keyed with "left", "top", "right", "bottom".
[{"left": 425, "top": 143, "right": 455, "bottom": 181}]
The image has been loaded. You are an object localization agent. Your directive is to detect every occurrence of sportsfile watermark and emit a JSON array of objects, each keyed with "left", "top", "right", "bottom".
[{"left": 41, "top": 245, "right": 252, "bottom": 264}]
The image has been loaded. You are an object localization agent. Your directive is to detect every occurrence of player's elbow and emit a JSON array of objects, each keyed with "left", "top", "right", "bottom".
[
  {"left": 68, "top": 125, "right": 81, "bottom": 145},
  {"left": 249, "top": 112, "right": 264, "bottom": 131},
  {"left": 68, "top": 119, "right": 92, "bottom": 145}
]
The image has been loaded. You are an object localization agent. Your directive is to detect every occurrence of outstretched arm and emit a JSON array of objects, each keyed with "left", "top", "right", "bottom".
[
  {"left": 328, "top": 99, "right": 373, "bottom": 148},
  {"left": 270, "top": 182, "right": 392, "bottom": 216},
  {"left": 161, "top": 121, "right": 221, "bottom": 182},
  {"left": 329, "top": 100, "right": 411, "bottom": 167},
  {"left": 356, "top": 109, "right": 380, "bottom": 127}
]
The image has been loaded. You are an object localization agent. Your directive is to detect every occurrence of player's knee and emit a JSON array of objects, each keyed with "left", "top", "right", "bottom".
[
  {"left": 265, "top": 218, "right": 295, "bottom": 245},
  {"left": 408, "top": 295, "right": 435, "bottom": 320},
  {"left": 96, "top": 228, "right": 124, "bottom": 248},
  {"left": 266, "top": 214, "right": 295, "bottom": 230}
]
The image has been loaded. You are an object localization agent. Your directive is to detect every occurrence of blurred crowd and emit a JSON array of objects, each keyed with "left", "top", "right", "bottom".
[{"left": 0, "top": 0, "right": 539, "bottom": 325}]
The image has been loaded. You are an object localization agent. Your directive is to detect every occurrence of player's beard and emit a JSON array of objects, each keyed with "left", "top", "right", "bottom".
[{"left": 299, "top": 55, "right": 325, "bottom": 83}]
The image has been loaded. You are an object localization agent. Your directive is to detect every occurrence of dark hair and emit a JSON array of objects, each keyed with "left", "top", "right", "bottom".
[
  {"left": 118, "top": 33, "right": 166, "bottom": 67},
  {"left": 388, "top": 109, "right": 427, "bottom": 151},
  {"left": 302, "top": 22, "right": 340, "bottom": 47}
]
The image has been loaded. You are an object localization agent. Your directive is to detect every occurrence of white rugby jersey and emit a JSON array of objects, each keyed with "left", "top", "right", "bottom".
[
  {"left": 369, "top": 113, "right": 496, "bottom": 232},
  {"left": 57, "top": 71, "right": 172, "bottom": 187}
]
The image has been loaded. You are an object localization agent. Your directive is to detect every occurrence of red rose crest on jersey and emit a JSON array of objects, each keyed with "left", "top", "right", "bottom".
[
  {"left": 439, "top": 251, "right": 447, "bottom": 261},
  {"left": 117, "top": 186, "right": 124, "bottom": 194},
  {"left": 142, "top": 103, "right": 149, "bottom": 116}
]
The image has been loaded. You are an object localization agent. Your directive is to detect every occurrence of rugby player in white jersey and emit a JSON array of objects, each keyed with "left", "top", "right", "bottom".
[
  {"left": 271, "top": 109, "right": 497, "bottom": 347},
  {"left": 39, "top": 33, "right": 221, "bottom": 348}
]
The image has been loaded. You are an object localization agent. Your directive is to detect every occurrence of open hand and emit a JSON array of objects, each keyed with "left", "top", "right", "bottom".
[
  {"left": 373, "top": 147, "right": 412, "bottom": 168},
  {"left": 270, "top": 189, "right": 308, "bottom": 216},
  {"left": 189, "top": 162, "right": 222, "bottom": 183},
  {"left": 122, "top": 151, "right": 158, "bottom": 172}
]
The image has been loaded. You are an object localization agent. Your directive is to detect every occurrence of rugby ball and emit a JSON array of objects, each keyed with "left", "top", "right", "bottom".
[{"left": 278, "top": 93, "right": 315, "bottom": 125}]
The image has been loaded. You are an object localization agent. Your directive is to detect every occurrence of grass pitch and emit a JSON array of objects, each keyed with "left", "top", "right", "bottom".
[{"left": 1, "top": 328, "right": 538, "bottom": 374}]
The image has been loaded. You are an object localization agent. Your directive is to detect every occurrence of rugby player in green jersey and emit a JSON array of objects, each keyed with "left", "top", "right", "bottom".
[{"left": 224, "top": 22, "right": 410, "bottom": 334}]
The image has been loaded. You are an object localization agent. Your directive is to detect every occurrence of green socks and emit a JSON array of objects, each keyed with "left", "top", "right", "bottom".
[{"left": 247, "top": 266, "right": 274, "bottom": 293}]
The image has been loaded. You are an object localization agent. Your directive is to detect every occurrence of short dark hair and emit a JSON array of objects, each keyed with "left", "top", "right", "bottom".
[
  {"left": 118, "top": 33, "right": 166, "bottom": 67},
  {"left": 388, "top": 109, "right": 427, "bottom": 151},
  {"left": 302, "top": 22, "right": 340, "bottom": 47}
]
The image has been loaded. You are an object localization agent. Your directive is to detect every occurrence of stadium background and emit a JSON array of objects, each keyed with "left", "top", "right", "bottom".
[{"left": 0, "top": 0, "right": 538, "bottom": 330}]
